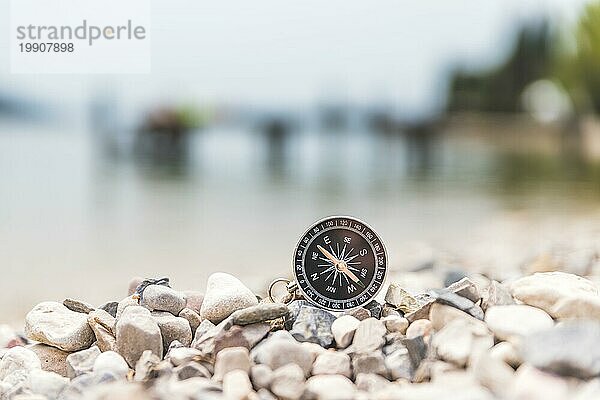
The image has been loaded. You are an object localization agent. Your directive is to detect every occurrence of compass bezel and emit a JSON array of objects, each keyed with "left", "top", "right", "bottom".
[{"left": 292, "top": 215, "right": 388, "bottom": 312}]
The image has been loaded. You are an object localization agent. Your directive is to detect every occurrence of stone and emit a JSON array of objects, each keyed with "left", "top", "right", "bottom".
[
  {"left": 507, "top": 364, "right": 569, "bottom": 400},
  {"left": 290, "top": 306, "right": 336, "bottom": 347},
  {"left": 200, "top": 272, "right": 258, "bottom": 324},
  {"left": 284, "top": 300, "right": 310, "bottom": 330},
  {"left": 222, "top": 369, "right": 253, "bottom": 400},
  {"left": 355, "top": 373, "right": 392, "bottom": 393},
  {"left": 182, "top": 291, "right": 204, "bottom": 314},
  {"left": 115, "top": 296, "right": 139, "bottom": 320},
  {"left": 178, "top": 308, "right": 202, "bottom": 333},
  {"left": 93, "top": 351, "right": 129, "bottom": 378},
  {"left": 489, "top": 342, "right": 521, "bottom": 368},
  {"left": 429, "top": 303, "right": 485, "bottom": 332},
  {"left": 345, "top": 307, "right": 371, "bottom": 321},
  {"left": 256, "top": 389, "right": 277, "bottom": 400},
  {"left": 432, "top": 291, "right": 484, "bottom": 320},
  {"left": 485, "top": 305, "right": 553, "bottom": 342},
  {"left": 446, "top": 277, "right": 481, "bottom": 303},
  {"left": 403, "top": 336, "right": 427, "bottom": 369},
  {"left": 384, "top": 283, "right": 422, "bottom": 314},
  {"left": 406, "top": 319, "right": 432, "bottom": 340},
  {"left": 29, "top": 344, "right": 69, "bottom": 377},
  {"left": 174, "top": 362, "right": 211, "bottom": 380},
  {"left": 116, "top": 306, "right": 163, "bottom": 367},
  {"left": 167, "top": 347, "right": 201, "bottom": 367},
  {"left": 350, "top": 318, "right": 386, "bottom": 354},
  {"left": 382, "top": 304, "right": 401, "bottom": 318},
  {"left": 26, "top": 369, "right": 68, "bottom": 400},
  {"left": 382, "top": 316, "right": 409, "bottom": 334},
  {"left": 469, "top": 351, "right": 514, "bottom": 398},
  {"left": 230, "top": 303, "right": 289, "bottom": 326},
  {"left": 66, "top": 346, "right": 101, "bottom": 378},
  {"left": 431, "top": 319, "right": 493, "bottom": 367},
  {"left": 63, "top": 298, "right": 95, "bottom": 314},
  {"left": 24, "top": 302, "right": 95, "bottom": 352},
  {"left": 331, "top": 315, "right": 360, "bottom": 349},
  {"left": 364, "top": 300, "right": 383, "bottom": 319},
  {"left": 521, "top": 321, "right": 600, "bottom": 379},
  {"left": 192, "top": 319, "right": 215, "bottom": 344},
  {"left": 128, "top": 277, "right": 144, "bottom": 296},
  {"left": 87, "top": 309, "right": 118, "bottom": 352},
  {"left": 213, "top": 323, "right": 270, "bottom": 355},
  {"left": 510, "top": 272, "right": 598, "bottom": 318},
  {"left": 151, "top": 311, "right": 193, "bottom": 350},
  {"left": 250, "top": 364, "right": 273, "bottom": 390},
  {"left": 98, "top": 301, "right": 119, "bottom": 318},
  {"left": 352, "top": 352, "right": 388, "bottom": 378},
  {"left": 140, "top": 285, "right": 186, "bottom": 315},
  {"left": 552, "top": 294, "right": 600, "bottom": 320},
  {"left": 301, "top": 342, "right": 327, "bottom": 360},
  {"left": 251, "top": 332, "right": 314, "bottom": 376},
  {"left": 312, "top": 351, "right": 351, "bottom": 378},
  {"left": 385, "top": 348, "right": 414, "bottom": 380},
  {"left": 481, "top": 281, "right": 514, "bottom": 311},
  {"left": 304, "top": 375, "right": 355, "bottom": 400},
  {"left": 133, "top": 350, "right": 160, "bottom": 381},
  {"left": 270, "top": 364, "right": 305, "bottom": 400},
  {"left": 0, "top": 346, "right": 41, "bottom": 380},
  {"left": 213, "top": 347, "right": 251, "bottom": 381}
]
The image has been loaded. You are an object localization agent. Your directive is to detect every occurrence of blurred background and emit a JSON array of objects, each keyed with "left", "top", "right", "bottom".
[{"left": 2, "top": 0, "right": 600, "bottom": 324}]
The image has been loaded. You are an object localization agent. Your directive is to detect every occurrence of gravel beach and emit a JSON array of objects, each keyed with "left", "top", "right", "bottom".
[{"left": 2, "top": 246, "right": 600, "bottom": 400}]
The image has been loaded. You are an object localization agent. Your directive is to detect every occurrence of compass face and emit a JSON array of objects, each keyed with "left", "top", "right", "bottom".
[{"left": 293, "top": 216, "right": 387, "bottom": 311}]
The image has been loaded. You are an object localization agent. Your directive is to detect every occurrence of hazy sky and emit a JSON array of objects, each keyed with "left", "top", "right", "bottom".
[{"left": 0, "top": 0, "right": 589, "bottom": 117}]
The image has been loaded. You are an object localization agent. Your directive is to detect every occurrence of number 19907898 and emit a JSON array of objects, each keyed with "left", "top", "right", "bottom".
[{"left": 19, "top": 42, "right": 74, "bottom": 52}]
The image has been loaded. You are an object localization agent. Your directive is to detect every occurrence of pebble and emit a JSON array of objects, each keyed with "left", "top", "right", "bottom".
[
  {"left": 352, "top": 352, "right": 388, "bottom": 378},
  {"left": 446, "top": 277, "right": 481, "bottom": 303},
  {"left": 24, "top": 301, "right": 95, "bottom": 352},
  {"left": 406, "top": 319, "right": 433, "bottom": 340},
  {"left": 26, "top": 369, "right": 69, "bottom": 400},
  {"left": 330, "top": 315, "right": 360, "bottom": 349},
  {"left": 551, "top": 294, "right": 600, "bottom": 320},
  {"left": 364, "top": 300, "right": 383, "bottom": 319},
  {"left": 270, "top": 363, "right": 305, "bottom": 400},
  {"left": 200, "top": 272, "right": 258, "bottom": 324},
  {"left": 250, "top": 364, "right": 273, "bottom": 390},
  {"left": 484, "top": 305, "right": 553, "bottom": 342},
  {"left": 382, "top": 316, "right": 409, "bottom": 334},
  {"left": 29, "top": 344, "right": 69, "bottom": 377},
  {"left": 251, "top": 332, "right": 314, "bottom": 376},
  {"left": 510, "top": 271, "right": 598, "bottom": 318},
  {"left": 284, "top": 300, "right": 309, "bottom": 330},
  {"left": 470, "top": 351, "right": 514, "bottom": 398},
  {"left": 355, "top": 372, "right": 392, "bottom": 393},
  {"left": 133, "top": 350, "right": 160, "bottom": 382},
  {"left": 87, "top": 309, "right": 117, "bottom": 353},
  {"left": 521, "top": 320, "right": 600, "bottom": 379},
  {"left": 230, "top": 303, "right": 289, "bottom": 325},
  {"left": 182, "top": 290, "right": 204, "bottom": 314},
  {"left": 431, "top": 319, "right": 493, "bottom": 367},
  {"left": 213, "top": 347, "right": 251, "bottom": 381},
  {"left": 385, "top": 283, "right": 422, "bottom": 314},
  {"left": 312, "top": 351, "right": 352, "bottom": 378},
  {"left": 507, "top": 364, "right": 570, "bottom": 400},
  {"left": 0, "top": 346, "right": 41, "bottom": 380},
  {"left": 385, "top": 348, "right": 414, "bottom": 380},
  {"left": 344, "top": 307, "right": 371, "bottom": 321},
  {"left": 151, "top": 311, "right": 192, "bottom": 350},
  {"left": 116, "top": 306, "right": 163, "bottom": 367},
  {"left": 213, "top": 323, "right": 271, "bottom": 355},
  {"left": 141, "top": 285, "right": 186, "bottom": 315},
  {"left": 115, "top": 296, "right": 139, "bottom": 320},
  {"left": 66, "top": 346, "right": 100, "bottom": 378},
  {"left": 429, "top": 303, "right": 485, "bottom": 332},
  {"left": 290, "top": 306, "right": 336, "bottom": 347},
  {"left": 481, "top": 281, "right": 514, "bottom": 311},
  {"left": 167, "top": 347, "right": 201, "bottom": 367},
  {"left": 222, "top": 369, "right": 253, "bottom": 400},
  {"left": 63, "top": 298, "right": 95, "bottom": 314},
  {"left": 178, "top": 308, "right": 202, "bottom": 333},
  {"left": 489, "top": 341, "right": 521, "bottom": 368},
  {"left": 98, "top": 301, "right": 119, "bottom": 318},
  {"left": 304, "top": 374, "right": 355, "bottom": 400},
  {"left": 93, "top": 351, "right": 129, "bottom": 378},
  {"left": 433, "top": 290, "right": 484, "bottom": 320},
  {"left": 350, "top": 318, "right": 386, "bottom": 354},
  {"left": 127, "top": 277, "right": 143, "bottom": 296}
]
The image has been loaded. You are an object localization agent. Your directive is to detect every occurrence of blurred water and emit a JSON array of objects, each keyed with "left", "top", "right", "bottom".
[{"left": 1, "top": 120, "right": 599, "bottom": 323}]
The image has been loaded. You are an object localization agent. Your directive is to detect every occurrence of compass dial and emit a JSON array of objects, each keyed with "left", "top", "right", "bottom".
[{"left": 293, "top": 216, "right": 387, "bottom": 311}]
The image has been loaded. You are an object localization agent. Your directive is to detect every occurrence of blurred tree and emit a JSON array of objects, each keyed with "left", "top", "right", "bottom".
[{"left": 447, "top": 21, "right": 553, "bottom": 113}]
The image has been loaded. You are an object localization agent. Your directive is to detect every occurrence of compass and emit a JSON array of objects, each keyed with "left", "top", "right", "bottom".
[{"left": 291, "top": 216, "right": 388, "bottom": 311}]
